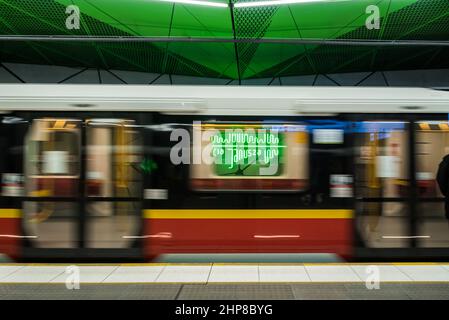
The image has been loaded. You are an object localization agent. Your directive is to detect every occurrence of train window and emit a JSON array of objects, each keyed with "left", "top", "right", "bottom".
[
  {"left": 25, "top": 119, "right": 81, "bottom": 197},
  {"left": 354, "top": 121, "right": 409, "bottom": 199},
  {"left": 85, "top": 119, "right": 142, "bottom": 198},
  {"left": 190, "top": 123, "right": 309, "bottom": 191}
]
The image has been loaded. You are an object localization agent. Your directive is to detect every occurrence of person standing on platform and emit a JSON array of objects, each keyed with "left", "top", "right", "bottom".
[{"left": 436, "top": 154, "right": 449, "bottom": 227}]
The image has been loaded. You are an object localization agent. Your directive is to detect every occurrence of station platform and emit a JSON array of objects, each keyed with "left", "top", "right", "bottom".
[{"left": 1, "top": 263, "right": 449, "bottom": 299}]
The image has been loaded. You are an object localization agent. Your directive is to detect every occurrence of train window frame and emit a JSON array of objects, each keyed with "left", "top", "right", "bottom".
[
  {"left": 24, "top": 118, "right": 82, "bottom": 197},
  {"left": 85, "top": 118, "right": 143, "bottom": 199}
]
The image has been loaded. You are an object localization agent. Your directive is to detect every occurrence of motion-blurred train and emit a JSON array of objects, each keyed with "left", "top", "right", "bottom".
[{"left": 1, "top": 84, "right": 449, "bottom": 262}]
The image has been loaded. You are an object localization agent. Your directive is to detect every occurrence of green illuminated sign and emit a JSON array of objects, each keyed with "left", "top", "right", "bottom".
[
  {"left": 211, "top": 129, "right": 285, "bottom": 176},
  {"left": 140, "top": 157, "right": 158, "bottom": 174}
]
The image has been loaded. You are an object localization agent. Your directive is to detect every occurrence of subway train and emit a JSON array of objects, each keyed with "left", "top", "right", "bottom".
[{"left": 0, "top": 84, "right": 449, "bottom": 262}]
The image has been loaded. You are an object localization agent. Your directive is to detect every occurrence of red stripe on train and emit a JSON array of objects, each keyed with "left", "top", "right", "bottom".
[
  {"left": 145, "top": 218, "right": 352, "bottom": 259},
  {"left": 0, "top": 218, "right": 20, "bottom": 259}
]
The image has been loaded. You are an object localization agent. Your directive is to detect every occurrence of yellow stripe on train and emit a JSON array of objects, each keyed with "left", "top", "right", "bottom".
[
  {"left": 143, "top": 209, "right": 353, "bottom": 219},
  {"left": 0, "top": 209, "right": 21, "bottom": 218}
]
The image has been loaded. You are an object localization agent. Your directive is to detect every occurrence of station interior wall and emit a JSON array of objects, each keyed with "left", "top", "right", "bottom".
[{"left": 0, "top": 63, "right": 449, "bottom": 88}]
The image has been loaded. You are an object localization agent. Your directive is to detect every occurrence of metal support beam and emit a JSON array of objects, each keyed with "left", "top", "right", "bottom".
[
  {"left": 1, "top": 36, "right": 449, "bottom": 47},
  {"left": 229, "top": 2, "right": 241, "bottom": 85}
]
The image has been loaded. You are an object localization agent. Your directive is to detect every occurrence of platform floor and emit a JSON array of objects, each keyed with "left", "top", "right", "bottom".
[
  {"left": 2, "top": 263, "right": 449, "bottom": 283},
  {"left": 1, "top": 263, "right": 449, "bottom": 299}
]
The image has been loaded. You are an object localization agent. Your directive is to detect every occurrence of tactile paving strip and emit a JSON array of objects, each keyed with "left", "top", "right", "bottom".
[
  {"left": 1, "top": 283, "right": 449, "bottom": 300},
  {"left": 291, "top": 283, "right": 449, "bottom": 300},
  {"left": 178, "top": 284, "right": 295, "bottom": 300},
  {"left": 0, "top": 284, "right": 182, "bottom": 300}
]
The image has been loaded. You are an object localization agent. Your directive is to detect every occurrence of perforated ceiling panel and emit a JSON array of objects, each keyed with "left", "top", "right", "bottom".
[{"left": 0, "top": 0, "right": 448, "bottom": 80}]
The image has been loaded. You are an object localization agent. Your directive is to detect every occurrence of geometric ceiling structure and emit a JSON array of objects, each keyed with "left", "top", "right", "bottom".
[{"left": 0, "top": 0, "right": 448, "bottom": 81}]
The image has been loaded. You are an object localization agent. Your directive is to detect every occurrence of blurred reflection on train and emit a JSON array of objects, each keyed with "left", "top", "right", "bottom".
[{"left": 0, "top": 85, "right": 449, "bottom": 261}]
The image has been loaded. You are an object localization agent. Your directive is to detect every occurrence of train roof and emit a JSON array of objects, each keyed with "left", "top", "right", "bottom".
[{"left": 0, "top": 84, "right": 448, "bottom": 116}]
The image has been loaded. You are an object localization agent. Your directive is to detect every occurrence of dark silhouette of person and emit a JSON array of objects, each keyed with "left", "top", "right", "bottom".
[{"left": 436, "top": 154, "right": 449, "bottom": 222}]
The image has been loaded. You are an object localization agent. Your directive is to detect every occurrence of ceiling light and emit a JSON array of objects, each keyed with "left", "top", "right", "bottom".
[
  {"left": 161, "top": 0, "right": 228, "bottom": 7},
  {"left": 234, "top": 0, "right": 346, "bottom": 8}
]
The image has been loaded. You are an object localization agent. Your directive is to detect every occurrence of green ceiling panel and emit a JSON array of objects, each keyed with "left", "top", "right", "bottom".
[
  {"left": 56, "top": 0, "right": 175, "bottom": 36},
  {"left": 382, "top": 0, "right": 449, "bottom": 40},
  {"left": 238, "top": 5, "right": 303, "bottom": 78},
  {"left": 236, "top": 0, "right": 417, "bottom": 77},
  {"left": 0, "top": 0, "right": 448, "bottom": 80},
  {"left": 169, "top": 3, "right": 232, "bottom": 38},
  {"left": 230, "top": 2, "right": 280, "bottom": 77},
  {"left": 168, "top": 4, "right": 235, "bottom": 77}
]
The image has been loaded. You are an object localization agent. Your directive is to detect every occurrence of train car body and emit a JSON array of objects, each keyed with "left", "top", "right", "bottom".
[{"left": 0, "top": 84, "right": 449, "bottom": 261}]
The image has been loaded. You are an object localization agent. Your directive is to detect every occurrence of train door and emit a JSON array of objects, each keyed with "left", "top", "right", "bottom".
[
  {"left": 0, "top": 116, "right": 28, "bottom": 259},
  {"left": 353, "top": 116, "right": 449, "bottom": 259},
  {"left": 352, "top": 120, "right": 412, "bottom": 257},
  {"left": 84, "top": 119, "right": 142, "bottom": 250},
  {"left": 414, "top": 119, "right": 449, "bottom": 251},
  {"left": 21, "top": 117, "right": 143, "bottom": 259}
]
